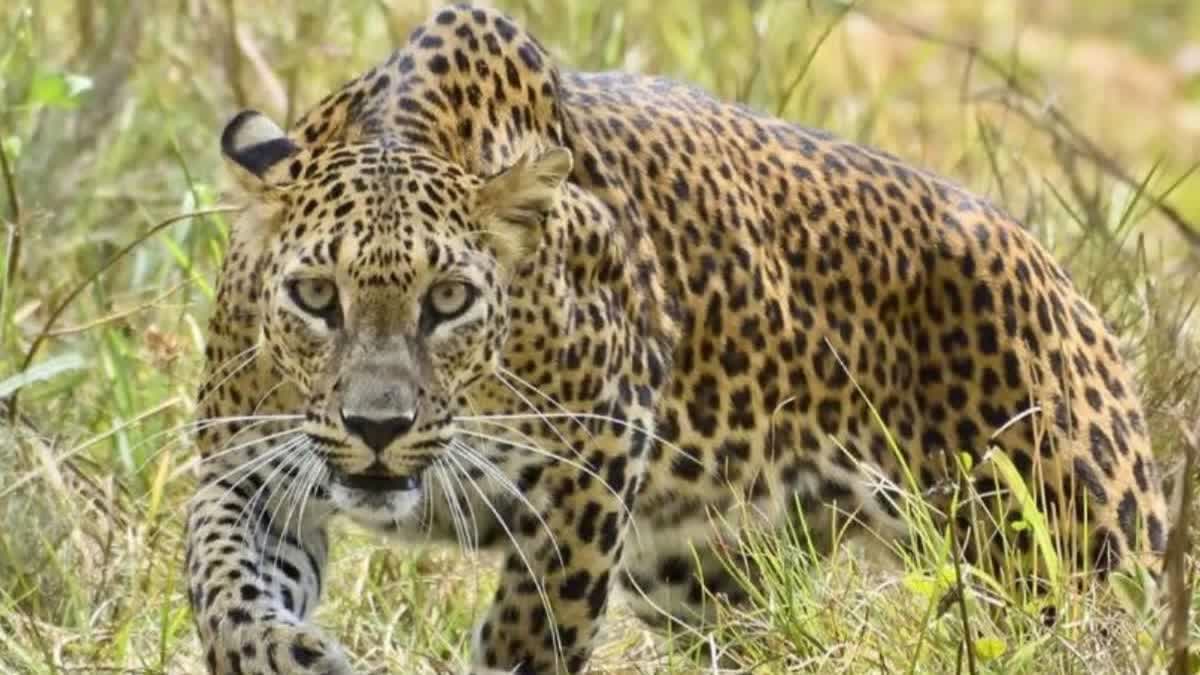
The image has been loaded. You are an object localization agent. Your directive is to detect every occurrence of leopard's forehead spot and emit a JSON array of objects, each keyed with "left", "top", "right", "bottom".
[{"left": 274, "top": 142, "right": 485, "bottom": 258}]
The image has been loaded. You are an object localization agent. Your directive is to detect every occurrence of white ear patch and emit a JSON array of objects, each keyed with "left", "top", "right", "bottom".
[
  {"left": 220, "top": 109, "right": 299, "bottom": 178},
  {"left": 230, "top": 112, "right": 287, "bottom": 151}
]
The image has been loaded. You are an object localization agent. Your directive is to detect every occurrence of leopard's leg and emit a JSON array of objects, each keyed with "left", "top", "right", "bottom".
[
  {"left": 462, "top": 441, "right": 643, "bottom": 675},
  {"left": 185, "top": 449, "right": 350, "bottom": 675},
  {"left": 617, "top": 470, "right": 903, "bottom": 657},
  {"left": 618, "top": 543, "right": 749, "bottom": 632}
]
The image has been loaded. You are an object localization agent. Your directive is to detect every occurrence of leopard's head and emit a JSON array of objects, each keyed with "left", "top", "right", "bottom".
[{"left": 221, "top": 109, "right": 572, "bottom": 526}]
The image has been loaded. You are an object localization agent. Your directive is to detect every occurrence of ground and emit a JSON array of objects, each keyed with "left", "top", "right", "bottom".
[{"left": 1, "top": 1, "right": 1199, "bottom": 673}]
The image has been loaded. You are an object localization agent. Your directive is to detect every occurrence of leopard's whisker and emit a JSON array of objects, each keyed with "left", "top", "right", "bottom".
[
  {"left": 234, "top": 437, "right": 309, "bottom": 536},
  {"left": 496, "top": 366, "right": 595, "bottom": 441},
  {"left": 421, "top": 462, "right": 437, "bottom": 539},
  {"left": 467, "top": 376, "right": 648, "bottom": 546},
  {"left": 292, "top": 447, "right": 328, "bottom": 565},
  {"left": 250, "top": 380, "right": 292, "bottom": 415},
  {"left": 258, "top": 446, "right": 311, "bottom": 571},
  {"left": 198, "top": 444, "right": 303, "bottom": 576},
  {"left": 166, "top": 419, "right": 306, "bottom": 481},
  {"left": 196, "top": 426, "right": 304, "bottom": 465},
  {"left": 204, "top": 453, "right": 293, "bottom": 529},
  {"left": 454, "top": 429, "right": 641, "bottom": 546},
  {"left": 182, "top": 427, "right": 305, "bottom": 483},
  {"left": 491, "top": 369, "right": 656, "bottom": 474},
  {"left": 201, "top": 342, "right": 259, "bottom": 382},
  {"left": 231, "top": 439, "right": 308, "bottom": 528},
  {"left": 450, "top": 441, "right": 563, "bottom": 567},
  {"left": 91, "top": 411, "right": 302, "bottom": 479},
  {"left": 441, "top": 459, "right": 483, "bottom": 552},
  {"left": 196, "top": 344, "right": 262, "bottom": 408},
  {"left": 457, "top": 411, "right": 700, "bottom": 464},
  {"left": 454, "top": 466, "right": 482, "bottom": 553},
  {"left": 435, "top": 463, "right": 472, "bottom": 552},
  {"left": 441, "top": 448, "right": 565, "bottom": 670},
  {"left": 193, "top": 413, "right": 304, "bottom": 424},
  {"left": 488, "top": 371, "right": 576, "bottom": 457},
  {"left": 264, "top": 454, "right": 315, "bottom": 574},
  {"left": 156, "top": 413, "right": 304, "bottom": 441},
  {"left": 433, "top": 465, "right": 462, "bottom": 550},
  {"left": 269, "top": 444, "right": 325, "bottom": 572},
  {"left": 200, "top": 433, "right": 303, "bottom": 500}
]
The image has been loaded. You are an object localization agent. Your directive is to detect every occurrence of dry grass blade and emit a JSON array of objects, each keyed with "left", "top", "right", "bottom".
[
  {"left": 223, "top": 0, "right": 248, "bottom": 108},
  {"left": 854, "top": 5, "right": 1200, "bottom": 252},
  {"left": 1, "top": 121, "right": 22, "bottom": 352},
  {"left": 44, "top": 279, "right": 189, "bottom": 337},
  {"left": 943, "top": 454, "right": 978, "bottom": 675},
  {"left": 1166, "top": 421, "right": 1197, "bottom": 675},
  {"left": 0, "top": 121, "right": 20, "bottom": 286},
  {"left": 0, "top": 395, "right": 184, "bottom": 501}
]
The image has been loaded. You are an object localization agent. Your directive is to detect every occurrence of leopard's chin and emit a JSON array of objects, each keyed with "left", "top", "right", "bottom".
[{"left": 328, "top": 480, "right": 424, "bottom": 530}]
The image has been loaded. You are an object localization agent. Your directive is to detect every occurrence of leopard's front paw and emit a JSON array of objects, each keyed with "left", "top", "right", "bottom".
[{"left": 209, "top": 621, "right": 355, "bottom": 675}]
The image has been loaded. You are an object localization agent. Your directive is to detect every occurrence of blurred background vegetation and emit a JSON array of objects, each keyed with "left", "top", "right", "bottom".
[{"left": 1, "top": 0, "right": 1198, "bottom": 672}]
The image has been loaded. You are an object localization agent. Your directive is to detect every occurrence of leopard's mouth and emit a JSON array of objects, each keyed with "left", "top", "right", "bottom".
[
  {"left": 327, "top": 462, "right": 426, "bottom": 528},
  {"left": 340, "top": 472, "right": 421, "bottom": 492},
  {"left": 334, "top": 462, "right": 423, "bottom": 493}
]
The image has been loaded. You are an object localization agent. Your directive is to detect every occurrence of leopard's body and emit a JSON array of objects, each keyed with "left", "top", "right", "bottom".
[{"left": 185, "top": 5, "right": 1168, "bottom": 674}]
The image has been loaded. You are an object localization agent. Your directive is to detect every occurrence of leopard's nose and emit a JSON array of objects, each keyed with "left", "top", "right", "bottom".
[{"left": 341, "top": 408, "right": 417, "bottom": 452}]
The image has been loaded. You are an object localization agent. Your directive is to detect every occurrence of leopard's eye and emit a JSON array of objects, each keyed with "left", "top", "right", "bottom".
[
  {"left": 286, "top": 278, "right": 341, "bottom": 325},
  {"left": 425, "top": 281, "right": 476, "bottom": 324}
]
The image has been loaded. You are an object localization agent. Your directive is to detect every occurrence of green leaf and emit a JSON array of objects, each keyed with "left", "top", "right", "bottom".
[
  {"left": 958, "top": 451, "right": 974, "bottom": 472},
  {"left": 28, "top": 71, "right": 93, "bottom": 109},
  {"left": 902, "top": 571, "right": 936, "bottom": 597},
  {"left": 974, "top": 636, "right": 1007, "bottom": 661},
  {"left": 934, "top": 563, "right": 958, "bottom": 591},
  {"left": 0, "top": 352, "right": 87, "bottom": 398},
  {"left": 988, "top": 448, "right": 1062, "bottom": 586},
  {"left": 1110, "top": 567, "right": 1156, "bottom": 617}
]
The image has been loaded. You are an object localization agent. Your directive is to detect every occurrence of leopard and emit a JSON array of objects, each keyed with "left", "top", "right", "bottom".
[{"left": 184, "top": 4, "right": 1169, "bottom": 674}]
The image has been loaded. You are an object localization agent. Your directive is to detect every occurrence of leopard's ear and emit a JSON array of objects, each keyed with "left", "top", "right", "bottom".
[
  {"left": 220, "top": 109, "right": 299, "bottom": 192},
  {"left": 475, "top": 146, "right": 573, "bottom": 265}
]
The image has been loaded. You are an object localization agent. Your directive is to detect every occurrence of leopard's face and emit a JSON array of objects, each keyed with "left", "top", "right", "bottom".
[
  {"left": 261, "top": 149, "right": 508, "bottom": 526},
  {"left": 221, "top": 111, "right": 572, "bottom": 529}
]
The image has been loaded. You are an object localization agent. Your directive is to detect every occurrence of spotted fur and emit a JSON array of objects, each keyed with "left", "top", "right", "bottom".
[{"left": 186, "top": 5, "right": 1168, "bottom": 674}]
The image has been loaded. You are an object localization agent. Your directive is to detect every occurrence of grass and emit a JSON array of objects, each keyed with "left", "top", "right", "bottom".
[{"left": 2, "top": 0, "right": 1199, "bottom": 672}]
